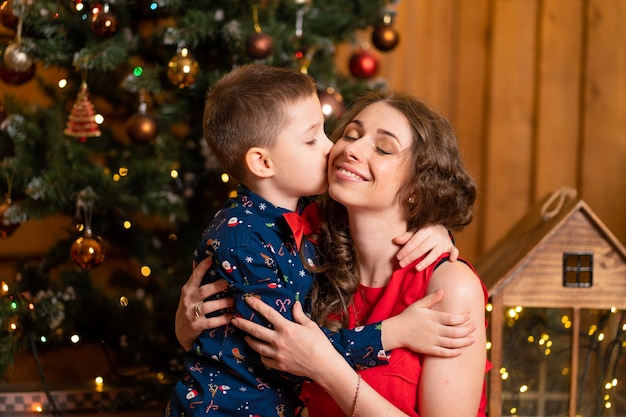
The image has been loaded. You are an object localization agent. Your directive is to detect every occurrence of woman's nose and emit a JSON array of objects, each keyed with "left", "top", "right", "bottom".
[{"left": 343, "top": 138, "right": 367, "bottom": 161}]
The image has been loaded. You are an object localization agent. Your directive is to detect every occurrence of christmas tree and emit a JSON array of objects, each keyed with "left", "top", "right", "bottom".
[{"left": 0, "top": 0, "right": 401, "bottom": 405}]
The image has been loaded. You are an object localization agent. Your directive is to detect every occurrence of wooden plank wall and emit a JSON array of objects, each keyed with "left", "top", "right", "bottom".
[{"left": 377, "top": 0, "right": 626, "bottom": 262}]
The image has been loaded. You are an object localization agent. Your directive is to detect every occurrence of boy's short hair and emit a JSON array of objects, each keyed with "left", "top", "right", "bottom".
[{"left": 203, "top": 64, "right": 318, "bottom": 182}]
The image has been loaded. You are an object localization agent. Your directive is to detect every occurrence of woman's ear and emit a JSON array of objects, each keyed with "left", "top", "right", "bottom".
[{"left": 245, "top": 147, "right": 274, "bottom": 178}]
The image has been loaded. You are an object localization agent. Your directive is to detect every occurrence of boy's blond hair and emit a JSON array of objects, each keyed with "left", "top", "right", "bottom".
[{"left": 203, "top": 64, "right": 318, "bottom": 182}]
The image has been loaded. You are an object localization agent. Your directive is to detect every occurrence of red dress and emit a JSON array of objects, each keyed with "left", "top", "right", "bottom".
[{"left": 299, "top": 255, "right": 490, "bottom": 417}]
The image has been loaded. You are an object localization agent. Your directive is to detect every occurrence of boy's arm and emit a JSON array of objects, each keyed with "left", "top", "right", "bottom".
[{"left": 321, "top": 289, "right": 476, "bottom": 371}]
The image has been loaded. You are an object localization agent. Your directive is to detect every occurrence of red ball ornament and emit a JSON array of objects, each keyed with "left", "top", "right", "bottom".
[
  {"left": 91, "top": 8, "right": 118, "bottom": 37},
  {"left": 246, "top": 31, "right": 273, "bottom": 60},
  {"left": 126, "top": 109, "right": 158, "bottom": 144},
  {"left": 70, "top": 232, "right": 105, "bottom": 269},
  {"left": 349, "top": 50, "right": 379, "bottom": 80},
  {"left": 317, "top": 88, "right": 346, "bottom": 120},
  {"left": 372, "top": 23, "right": 400, "bottom": 52}
]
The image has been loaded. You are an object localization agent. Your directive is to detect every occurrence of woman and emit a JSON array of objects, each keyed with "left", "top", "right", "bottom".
[{"left": 231, "top": 90, "right": 489, "bottom": 417}]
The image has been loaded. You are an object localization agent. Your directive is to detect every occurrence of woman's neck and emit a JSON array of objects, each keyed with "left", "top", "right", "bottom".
[{"left": 348, "top": 210, "right": 407, "bottom": 288}]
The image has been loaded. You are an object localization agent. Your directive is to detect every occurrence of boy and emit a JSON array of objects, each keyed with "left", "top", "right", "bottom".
[{"left": 167, "top": 65, "right": 460, "bottom": 416}]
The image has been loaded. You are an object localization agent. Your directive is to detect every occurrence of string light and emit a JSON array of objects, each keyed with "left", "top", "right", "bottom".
[
  {"left": 141, "top": 266, "right": 151, "bottom": 277},
  {"left": 588, "top": 324, "right": 598, "bottom": 336},
  {"left": 95, "top": 376, "right": 104, "bottom": 392}
]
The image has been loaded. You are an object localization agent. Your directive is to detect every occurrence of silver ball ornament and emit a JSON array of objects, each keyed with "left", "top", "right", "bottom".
[{"left": 3, "top": 42, "right": 34, "bottom": 73}]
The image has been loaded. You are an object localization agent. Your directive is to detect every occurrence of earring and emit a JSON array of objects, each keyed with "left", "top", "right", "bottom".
[{"left": 408, "top": 197, "right": 415, "bottom": 204}]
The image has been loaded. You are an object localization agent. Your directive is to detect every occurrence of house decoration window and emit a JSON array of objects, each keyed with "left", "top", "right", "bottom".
[{"left": 562, "top": 252, "right": 593, "bottom": 288}]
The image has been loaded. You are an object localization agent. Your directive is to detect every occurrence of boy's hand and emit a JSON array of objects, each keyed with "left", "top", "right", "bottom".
[
  {"left": 393, "top": 224, "right": 458, "bottom": 271},
  {"left": 175, "top": 257, "right": 234, "bottom": 351},
  {"left": 382, "top": 289, "right": 476, "bottom": 356}
]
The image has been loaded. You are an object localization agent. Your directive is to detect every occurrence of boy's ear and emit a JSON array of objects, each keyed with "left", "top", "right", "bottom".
[{"left": 245, "top": 147, "right": 274, "bottom": 178}]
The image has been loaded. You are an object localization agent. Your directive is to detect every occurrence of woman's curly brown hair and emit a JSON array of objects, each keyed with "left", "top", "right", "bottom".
[{"left": 309, "top": 90, "right": 477, "bottom": 331}]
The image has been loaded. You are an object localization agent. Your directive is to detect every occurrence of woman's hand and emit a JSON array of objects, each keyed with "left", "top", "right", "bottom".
[
  {"left": 232, "top": 297, "right": 411, "bottom": 417},
  {"left": 175, "top": 257, "right": 234, "bottom": 351},
  {"left": 394, "top": 224, "right": 458, "bottom": 271},
  {"left": 231, "top": 296, "right": 335, "bottom": 379}
]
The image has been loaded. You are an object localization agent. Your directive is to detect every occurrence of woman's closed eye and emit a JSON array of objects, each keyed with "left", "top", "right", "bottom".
[
  {"left": 341, "top": 134, "right": 393, "bottom": 155},
  {"left": 374, "top": 145, "right": 391, "bottom": 155}
]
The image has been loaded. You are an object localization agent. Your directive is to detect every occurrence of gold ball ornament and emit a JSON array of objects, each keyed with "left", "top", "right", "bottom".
[
  {"left": 372, "top": 23, "right": 400, "bottom": 52},
  {"left": 167, "top": 48, "right": 199, "bottom": 88},
  {"left": 3, "top": 42, "right": 34, "bottom": 73},
  {"left": 246, "top": 31, "right": 273, "bottom": 60},
  {"left": 126, "top": 110, "right": 158, "bottom": 144},
  {"left": 0, "top": 201, "right": 20, "bottom": 238},
  {"left": 70, "top": 233, "right": 105, "bottom": 269},
  {"left": 0, "top": 59, "right": 35, "bottom": 85}
]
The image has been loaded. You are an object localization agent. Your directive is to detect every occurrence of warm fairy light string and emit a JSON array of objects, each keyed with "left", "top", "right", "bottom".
[{"left": 487, "top": 304, "right": 625, "bottom": 414}]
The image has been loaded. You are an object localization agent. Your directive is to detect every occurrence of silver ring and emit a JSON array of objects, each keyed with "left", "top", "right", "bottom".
[{"left": 194, "top": 302, "right": 202, "bottom": 320}]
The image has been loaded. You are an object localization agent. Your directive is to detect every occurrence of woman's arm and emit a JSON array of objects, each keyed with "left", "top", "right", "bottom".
[
  {"left": 418, "top": 261, "right": 487, "bottom": 417},
  {"left": 231, "top": 297, "right": 411, "bottom": 417}
]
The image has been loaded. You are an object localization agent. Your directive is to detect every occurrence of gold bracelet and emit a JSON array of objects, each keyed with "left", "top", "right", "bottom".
[{"left": 351, "top": 374, "right": 362, "bottom": 417}]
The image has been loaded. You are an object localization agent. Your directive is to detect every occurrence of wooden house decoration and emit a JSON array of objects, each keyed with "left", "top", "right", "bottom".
[{"left": 475, "top": 187, "right": 626, "bottom": 417}]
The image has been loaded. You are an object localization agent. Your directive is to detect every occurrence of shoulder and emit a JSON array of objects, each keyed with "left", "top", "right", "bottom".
[{"left": 428, "top": 259, "right": 487, "bottom": 311}]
